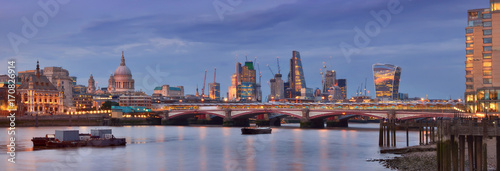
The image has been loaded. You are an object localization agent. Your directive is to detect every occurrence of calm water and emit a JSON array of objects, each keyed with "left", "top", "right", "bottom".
[{"left": 1, "top": 123, "right": 422, "bottom": 171}]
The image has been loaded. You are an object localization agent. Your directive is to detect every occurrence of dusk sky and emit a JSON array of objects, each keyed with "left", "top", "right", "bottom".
[{"left": 0, "top": 0, "right": 487, "bottom": 100}]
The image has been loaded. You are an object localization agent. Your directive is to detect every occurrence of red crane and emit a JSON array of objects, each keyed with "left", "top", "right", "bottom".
[{"left": 202, "top": 69, "right": 207, "bottom": 98}]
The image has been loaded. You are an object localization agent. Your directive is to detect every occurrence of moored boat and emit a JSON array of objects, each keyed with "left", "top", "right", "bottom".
[
  {"left": 241, "top": 127, "right": 272, "bottom": 134},
  {"left": 32, "top": 129, "right": 126, "bottom": 148}
]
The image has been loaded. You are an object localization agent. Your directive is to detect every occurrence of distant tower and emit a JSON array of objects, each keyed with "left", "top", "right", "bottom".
[
  {"left": 114, "top": 51, "right": 135, "bottom": 93},
  {"left": 287, "top": 51, "right": 306, "bottom": 98},
  {"left": 372, "top": 64, "right": 401, "bottom": 100},
  {"left": 108, "top": 72, "right": 115, "bottom": 93},
  {"left": 323, "top": 70, "right": 336, "bottom": 93},
  {"left": 88, "top": 73, "right": 96, "bottom": 94}
]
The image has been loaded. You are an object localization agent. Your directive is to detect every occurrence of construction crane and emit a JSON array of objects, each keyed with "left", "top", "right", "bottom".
[
  {"left": 201, "top": 69, "right": 207, "bottom": 98},
  {"left": 257, "top": 62, "right": 262, "bottom": 85},
  {"left": 276, "top": 56, "right": 281, "bottom": 74},
  {"left": 267, "top": 64, "right": 274, "bottom": 76}
]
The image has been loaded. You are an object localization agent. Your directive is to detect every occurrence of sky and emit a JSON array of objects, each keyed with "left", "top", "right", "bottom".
[{"left": 0, "top": 0, "right": 488, "bottom": 100}]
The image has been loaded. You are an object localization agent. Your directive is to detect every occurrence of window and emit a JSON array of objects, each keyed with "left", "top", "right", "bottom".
[
  {"left": 492, "top": 2, "right": 500, "bottom": 11},
  {"left": 467, "top": 36, "right": 474, "bottom": 41},
  {"left": 466, "top": 71, "right": 472, "bottom": 75},
  {"left": 466, "top": 62, "right": 473, "bottom": 68},
  {"left": 484, "top": 21, "right": 492, "bottom": 27},
  {"left": 484, "top": 78, "right": 492, "bottom": 84},
  {"left": 466, "top": 28, "right": 474, "bottom": 34},
  {"left": 484, "top": 29, "right": 492, "bottom": 35},
  {"left": 484, "top": 53, "right": 492, "bottom": 59},
  {"left": 483, "top": 13, "right": 492, "bottom": 19},
  {"left": 484, "top": 38, "right": 492, "bottom": 44},
  {"left": 467, "top": 85, "right": 473, "bottom": 89},
  {"left": 466, "top": 50, "right": 474, "bottom": 54},
  {"left": 467, "top": 57, "right": 473, "bottom": 61},
  {"left": 484, "top": 70, "right": 492, "bottom": 76},
  {"left": 484, "top": 61, "right": 492, "bottom": 67},
  {"left": 484, "top": 46, "right": 492, "bottom": 51},
  {"left": 466, "top": 78, "right": 473, "bottom": 82},
  {"left": 466, "top": 43, "right": 474, "bottom": 48}
]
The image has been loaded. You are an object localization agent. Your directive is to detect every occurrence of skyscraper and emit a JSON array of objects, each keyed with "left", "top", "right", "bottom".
[
  {"left": 228, "top": 61, "right": 257, "bottom": 101},
  {"left": 323, "top": 70, "right": 336, "bottom": 93},
  {"left": 209, "top": 83, "right": 220, "bottom": 100},
  {"left": 465, "top": 1, "right": 500, "bottom": 113},
  {"left": 372, "top": 64, "right": 401, "bottom": 100},
  {"left": 337, "top": 79, "right": 347, "bottom": 99},
  {"left": 269, "top": 73, "right": 284, "bottom": 100},
  {"left": 287, "top": 51, "right": 307, "bottom": 98}
]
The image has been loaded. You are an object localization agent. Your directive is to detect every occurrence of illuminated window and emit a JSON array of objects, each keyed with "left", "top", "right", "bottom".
[
  {"left": 492, "top": 2, "right": 500, "bottom": 11},
  {"left": 484, "top": 70, "right": 492, "bottom": 76},
  {"left": 466, "top": 62, "right": 473, "bottom": 68},
  {"left": 469, "top": 11, "right": 479, "bottom": 19},
  {"left": 466, "top": 43, "right": 474, "bottom": 48},
  {"left": 484, "top": 78, "right": 492, "bottom": 84},
  {"left": 484, "top": 61, "right": 492, "bottom": 67},
  {"left": 484, "top": 53, "right": 492, "bottom": 59},
  {"left": 466, "top": 36, "right": 474, "bottom": 41},
  {"left": 484, "top": 29, "right": 492, "bottom": 35},
  {"left": 484, "top": 21, "right": 492, "bottom": 27}
]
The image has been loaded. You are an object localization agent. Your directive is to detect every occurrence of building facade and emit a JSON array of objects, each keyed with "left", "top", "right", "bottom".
[
  {"left": 269, "top": 73, "right": 284, "bottom": 101},
  {"left": 465, "top": 1, "right": 500, "bottom": 113},
  {"left": 323, "top": 70, "right": 336, "bottom": 93},
  {"left": 337, "top": 79, "right": 347, "bottom": 99},
  {"left": 228, "top": 61, "right": 257, "bottom": 101},
  {"left": 119, "top": 95, "right": 152, "bottom": 109},
  {"left": 287, "top": 51, "right": 307, "bottom": 98},
  {"left": 114, "top": 51, "right": 135, "bottom": 93},
  {"left": 372, "top": 63, "right": 402, "bottom": 101},
  {"left": 208, "top": 82, "right": 220, "bottom": 100},
  {"left": 17, "top": 61, "right": 64, "bottom": 115},
  {"left": 153, "top": 85, "right": 185, "bottom": 99},
  {"left": 43, "top": 66, "right": 74, "bottom": 108}
]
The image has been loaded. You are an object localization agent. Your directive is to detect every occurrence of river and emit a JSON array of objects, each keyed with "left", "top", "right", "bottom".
[{"left": 1, "top": 123, "right": 423, "bottom": 171}]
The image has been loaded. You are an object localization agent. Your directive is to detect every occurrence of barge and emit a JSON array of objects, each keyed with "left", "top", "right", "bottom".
[
  {"left": 32, "top": 129, "right": 126, "bottom": 148},
  {"left": 241, "top": 127, "right": 272, "bottom": 134}
]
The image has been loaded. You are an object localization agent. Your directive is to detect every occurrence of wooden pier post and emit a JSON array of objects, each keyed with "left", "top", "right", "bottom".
[
  {"left": 387, "top": 121, "right": 390, "bottom": 147},
  {"left": 451, "top": 135, "right": 458, "bottom": 171},
  {"left": 379, "top": 122, "right": 383, "bottom": 147},
  {"left": 467, "top": 136, "right": 474, "bottom": 170},
  {"left": 419, "top": 122, "right": 422, "bottom": 145},
  {"left": 476, "top": 136, "right": 482, "bottom": 171},
  {"left": 497, "top": 136, "right": 500, "bottom": 171},
  {"left": 406, "top": 124, "right": 409, "bottom": 147},
  {"left": 392, "top": 121, "right": 396, "bottom": 147},
  {"left": 459, "top": 135, "right": 465, "bottom": 171}
]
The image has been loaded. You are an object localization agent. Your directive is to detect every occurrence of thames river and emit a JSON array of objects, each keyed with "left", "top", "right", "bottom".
[{"left": 1, "top": 123, "right": 422, "bottom": 171}]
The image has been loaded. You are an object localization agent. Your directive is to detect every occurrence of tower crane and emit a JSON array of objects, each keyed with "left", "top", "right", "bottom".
[
  {"left": 277, "top": 56, "right": 281, "bottom": 74},
  {"left": 201, "top": 69, "right": 207, "bottom": 98},
  {"left": 267, "top": 64, "right": 274, "bottom": 76}
]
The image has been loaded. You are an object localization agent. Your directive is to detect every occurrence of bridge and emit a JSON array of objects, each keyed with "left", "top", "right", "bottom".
[{"left": 152, "top": 102, "right": 472, "bottom": 128}]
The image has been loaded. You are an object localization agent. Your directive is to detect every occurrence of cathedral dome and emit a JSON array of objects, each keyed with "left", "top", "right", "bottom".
[{"left": 114, "top": 52, "right": 132, "bottom": 76}]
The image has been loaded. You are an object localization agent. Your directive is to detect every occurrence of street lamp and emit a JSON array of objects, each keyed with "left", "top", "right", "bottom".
[
  {"left": 321, "top": 96, "right": 325, "bottom": 103},
  {"left": 295, "top": 96, "right": 299, "bottom": 103}
]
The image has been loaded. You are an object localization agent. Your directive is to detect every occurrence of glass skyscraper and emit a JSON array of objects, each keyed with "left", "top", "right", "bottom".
[
  {"left": 287, "top": 51, "right": 307, "bottom": 98},
  {"left": 372, "top": 64, "right": 401, "bottom": 100}
]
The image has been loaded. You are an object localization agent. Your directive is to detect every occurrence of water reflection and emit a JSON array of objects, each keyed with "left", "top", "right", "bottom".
[{"left": 1, "top": 124, "right": 423, "bottom": 171}]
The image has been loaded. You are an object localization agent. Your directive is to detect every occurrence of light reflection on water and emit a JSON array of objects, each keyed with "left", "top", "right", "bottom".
[{"left": 1, "top": 123, "right": 422, "bottom": 171}]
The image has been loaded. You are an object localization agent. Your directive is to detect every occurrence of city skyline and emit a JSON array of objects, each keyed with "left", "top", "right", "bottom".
[{"left": 0, "top": 0, "right": 487, "bottom": 99}]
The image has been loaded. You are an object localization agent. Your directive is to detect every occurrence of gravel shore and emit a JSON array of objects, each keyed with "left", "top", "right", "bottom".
[{"left": 374, "top": 138, "right": 497, "bottom": 171}]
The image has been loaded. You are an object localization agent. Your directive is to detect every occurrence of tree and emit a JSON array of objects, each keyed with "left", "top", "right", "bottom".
[{"left": 101, "top": 101, "right": 119, "bottom": 110}]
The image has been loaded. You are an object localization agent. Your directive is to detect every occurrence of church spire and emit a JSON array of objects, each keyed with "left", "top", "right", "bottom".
[
  {"left": 120, "top": 51, "right": 126, "bottom": 66},
  {"left": 36, "top": 60, "right": 40, "bottom": 78}
]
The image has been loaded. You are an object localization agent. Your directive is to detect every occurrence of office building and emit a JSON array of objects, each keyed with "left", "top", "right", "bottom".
[
  {"left": 286, "top": 51, "right": 307, "bottom": 98},
  {"left": 465, "top": 1, "right": 500, "bottom": 113},
  {"left": 372, "top": 63, "right": 402, "bottom": 100},
  {"left": 337, "top": 79, "right": 347, "bottom": 99}
]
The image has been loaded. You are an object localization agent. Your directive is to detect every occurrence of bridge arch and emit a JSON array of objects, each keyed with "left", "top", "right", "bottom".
[
  {"left": 309, "top": 111, "right": 386, "bottom": 120},
  {"left": 168, "top": 110, "right": 226, "bottom": 119},
  {"left": 231, "top": 109, "right": 303, "bottom": 119}
]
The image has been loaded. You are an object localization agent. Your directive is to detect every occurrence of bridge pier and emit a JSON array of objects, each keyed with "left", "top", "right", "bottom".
[
  {"left": 300, "top": 109, "right": 323, "bottom": 128},
  {"left": 326, "top": 116, "right": 348, "bottom": 127},
  {"left": 256, "top": 114, "right": 270, "bottom": 127}
]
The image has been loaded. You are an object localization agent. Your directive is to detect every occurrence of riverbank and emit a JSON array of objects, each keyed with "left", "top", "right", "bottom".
[{"left": 375, "top": 138, "right": 497, "bottom": 170}]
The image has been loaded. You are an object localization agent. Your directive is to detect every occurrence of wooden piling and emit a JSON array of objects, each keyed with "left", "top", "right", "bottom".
[
  {"left": 406, "top": 124, "right": 409, "bottom": 147},
  {"left": 497, "top": 136, "right": 500, "bottom": 171},
  {"left": 392, "top": 122, "right": 396, "bottom": 147},
  {"left": 467, "top": 136, "right": 474, "bottom": 170},
  {"left": 379, "top": 123, "right": 383, "bottom": 147},
  {"left": 459, "top": 135, "right": 465, "bottom": 171},
  {"left": 387, "top": 121, "right": 390, "bottom": 146},
  {"left": 451, "top": 135, "right": 458, "bottom": 171},
  {"left": 476, "top": 136, "right": 482, "bottom": 171}
]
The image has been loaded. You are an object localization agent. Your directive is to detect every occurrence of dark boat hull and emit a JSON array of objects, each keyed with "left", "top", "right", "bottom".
[{"left": 241, "top": 128, "right": 272, "bottom": 134}]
